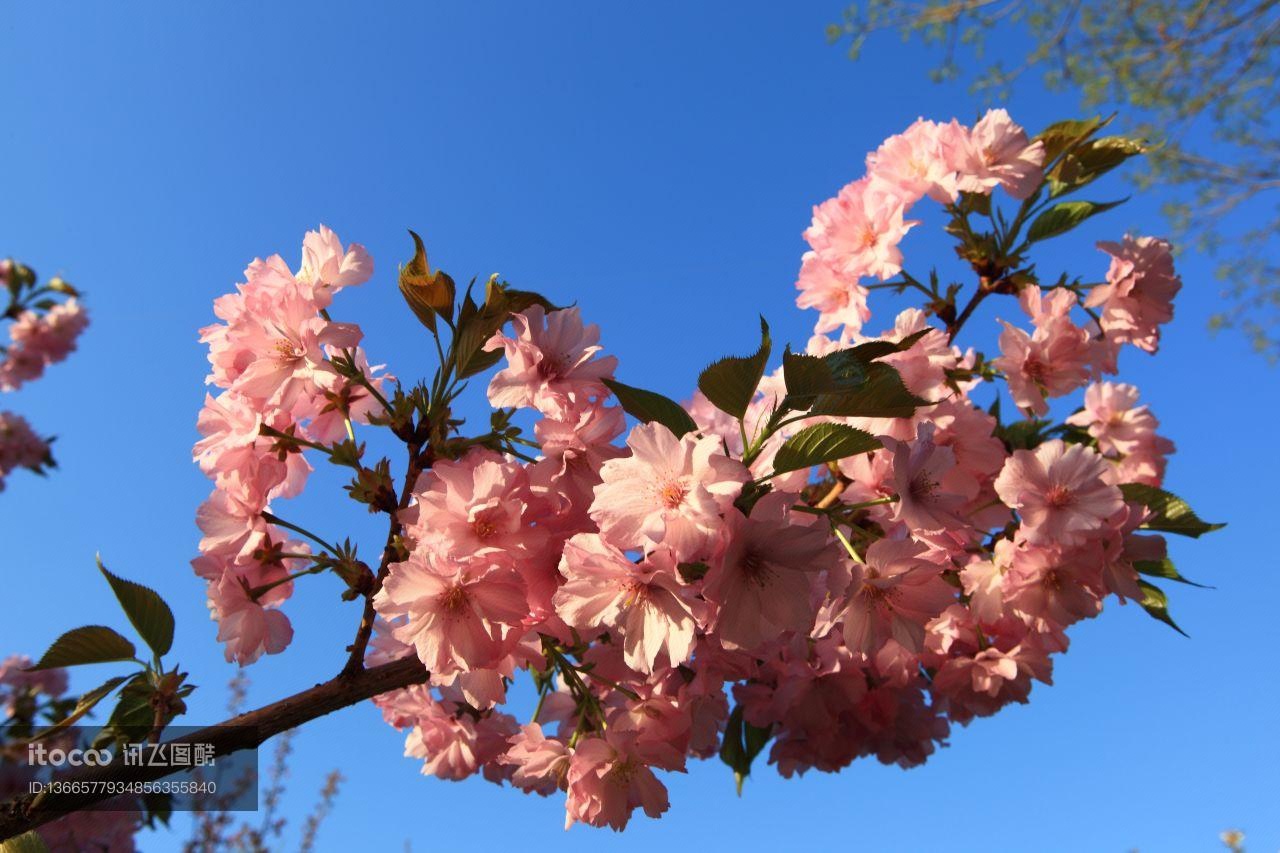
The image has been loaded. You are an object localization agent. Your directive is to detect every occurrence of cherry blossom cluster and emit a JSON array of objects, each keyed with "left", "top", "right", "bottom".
[
  {"left": 0, "top": 657, "right": 141, "bottom": 851},
  {"left": 0, "top": 259, "right": 88, "bottom": 491},
  {"left": 190, "top": 111, "right": 1204, "bottom": 832},
  {"left": 192, "top": 226, "right": 387, "bottom": 664}
]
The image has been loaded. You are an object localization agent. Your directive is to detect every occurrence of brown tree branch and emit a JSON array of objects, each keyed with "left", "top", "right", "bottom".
[{"left": 0, "top": 655, "right": 429, "bottom": 842}]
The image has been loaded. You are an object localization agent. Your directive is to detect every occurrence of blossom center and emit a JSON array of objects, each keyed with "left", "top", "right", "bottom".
[
  {"left": 1045, "top": 484, "right": 1075, "bottom": 509},
  {"left": 658, "top": 481, "right": 688, "bottom": 509},
  {"left": 909, "top": 473, "right": 939, "bottom": 503},
  {"left": 439, "top": 583, "right": 470, "bottom": 615},
  {"left": 273, "top": 338, "right": 305, "bottom": 362}
]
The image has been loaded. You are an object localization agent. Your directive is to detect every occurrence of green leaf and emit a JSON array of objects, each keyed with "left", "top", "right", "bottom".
[
  {"left": 98, "top": 557, "right": 175, "bottom": 658},
  {"left": 398, "top": 230, "right": 456, "bottom": 333},
  {"left": 772, "top": 423, "right": 880, "bottom": 475},
  {"left": 1035, "top": 115, "right": 1107, "bottom": 162},
  {"left": 781, "top": 349, "right": 835, "bottom": 399},
  {"left": 602, "top": 378, "right": 698, "bottom": 438},
  {"left": 1026, "top": 199, "right": 1125, "bottom": 243},
  {"left": 1048, "top": 134, "right": 1146, "bottom": 196},
  {"left": 808, "top": 363, "right": 928, "bottom": 418},
  {"left": 452, "top": 280, "right": 557, "bottom": 379},
  {"left": 719, "top": 705, "right": 772, "bottom": 795},
  {"left": 1, "top": 832, "right": 50, "bottom": 853},
  {"left": 842, "top": 328, "right": 933, "bottom": 363},
  {"left": 28, "top": 626, "right": 136, "bottom": 671},
  {"left": 1119, "top": 484, "right": 1225, "bottom": 538},
  {"left": 697, "top": 317, "right": 771, "bottom": 420},
  {"left": 1133, "top": 558, "right": 1210, "bottom": 589},
  {"left": 28, "top": 675, "right": 131, "bottom": 742},
  {"left": 1137, "top": 580, "right": 1188, "bottom": 637}
]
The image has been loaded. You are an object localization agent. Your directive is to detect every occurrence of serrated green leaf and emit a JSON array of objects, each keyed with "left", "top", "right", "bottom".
[
  {"left": 1, "top": 832, "right": 50, "bottom": 853},
  {"left": 98, "top": 557, "right": 175, "bottom": 658},
  {"left": 781, "top": 349, "right": 834, "bottom": 399},
  {"left": 1026, "top": 199, "right": 1125, "bottom": 243},
  {"left": 809, "top": 363, "right": 928, "bottom": 418},
  {"left": 1035, "top": 115, "right": 1107, "bottom": 162},
  {"left": 842, "top": 328, "right": 933, "bottom": 362},
  {"left": 1048, "top": 134, "right": 1146, "bottom": 196},
  {"left": 1133, "top": 558, "right": 1210, "bottom": 588},
  {"left": 772, "top": 423, "right": 880, "bottom": 475},
  {"left": 28, "top": 626, "right": 136, "bottom": 671},
  {"left": 1137, "top": 580, "right": 1188, "bottom": 637},
  {"left": 603, "top": 378, "right": 698, "bottom": 437},
  {"left": 697, "top": 317, "right": 771, "bottom": 420},
  {"left": 28, "top": 674, "right": 131, "bottom": 742},
  {"left": 1119, "top": 484, "right": 1225, "bottom": 538}
]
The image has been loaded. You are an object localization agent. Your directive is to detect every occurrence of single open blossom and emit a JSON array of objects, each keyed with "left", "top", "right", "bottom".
[
  {"left": 554, "top": 534, "right": 698, "bottom": 673},
  {"left": 931, "top": 642, "right": 1050, "bottom": 723},
  {"left": 994, "top": 440, "right": 1124, "bottom": 546},
  {"left": 794, "top": 250, "right": 871, "bottom": 334},
  {"left": 374, "top": 550, "right": 529, "bottom": 675},
  {"left": 591, "top": 422, "right": 747, "bottom": 560},
  {"left": 401, "top": 449, "right": 547, "bottom": 562},
  {"left": 804, "top": 178, "right": 918, "bottom": 282},
  {"left": 564, "top": 733, "right": 670, "bottom": 831},
  {"left": 485, "top": 305, "right": 618, "bottom": 414},
  {"left": 208, "top": 572, "right": 294, "bottom": 665},
  {"left": 297, "top": 224, "right": 373, "bottom": 301},
  {"left": 1066, "top": 381, "right": 1174, "bottom": 463},
  {"left": 703, "top": 494, "right": 837, "bottom": 650},
  {"left": 866, "top": 117, "right": 962, "bottom": 204},
  {"left": 229, "top": 288, "right": 362, "bottom": 413},
  {"left": 503, "top": 723, "right": 572, "bottom": 795},
  {"left": 841, "top": 538, "right": 956, "bottom": 655},
  {"left": 953, "top": 109, "right": 1045, "bottom": 200},
  {"left": 883, "top": 424, "right": 973, "bottom": 533},
  {"left": 1088, "top": 235, "right": 1181, "bottom": 353},
  {"left": 993, "top": 295, "right": 1092, "bottom": 415}
]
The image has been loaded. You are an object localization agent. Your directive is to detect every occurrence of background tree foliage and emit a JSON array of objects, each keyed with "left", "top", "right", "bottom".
[{"left": 829, "top": 0, "right": 1280, "bottom": 360}]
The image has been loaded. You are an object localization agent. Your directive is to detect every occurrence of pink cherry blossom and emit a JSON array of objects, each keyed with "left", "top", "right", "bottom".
[
  {"left": 374, "top": 550, "right": 530, "bottom": 675},
  {"left": 702, "top": 494, "right": 836, "bottom": 650},
  {"left": 994, "top": 440, "right": 1124, "bottom": 546},
  {"left": 883, "top": 424, "right": 974, "bottom": 533},
  {"left": 485, "top": 305, "right": 618, "bottom": 414},
  {"left": 0, "top": 412, "right": 49, "bottom": 491},
  {"left": 207, "top": 572, "right": 294, "bottom": 665},
  {"left": 297, "top": 224, "right": 373, "bottom": 301},
  {"left": 563, "top": 733, "right": 670, "bottom": 831},
  {"left": 866, "top": 117, "right": 962, "bottom": 204},
  {"left": 841, "top": 538, "right": 955, "bottom": 655},
  {"left": 794, "top": 251, "right": 871, "bottom": 334},
  {"left": 953, "top": 109, "right": 1046, "bottom": 200},
  {"left": 591, "top": 422, "right": 747, "bottom": 560},
  {"left": 400, "top": 449, "right": 548, "bottom": 563},
  {"left": 993, "top": 301, "right": 1092, "bottom": 415},
  {"left": 1088, "top": 235, "right": 1181, "bottom": 353},
  {"left": 503, "top": 723, "right": 572, "bottom": 795},
  {"left": 554, "top": 534, "right": 699, "bottom": 673},
  {"left": 804, "top": 178, "right": 918, "bottom": 282}
]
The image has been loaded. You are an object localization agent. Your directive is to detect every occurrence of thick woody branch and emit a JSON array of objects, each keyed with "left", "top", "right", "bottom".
[{"left": 0, "top": 656, "right": 429, "bottom": 842}]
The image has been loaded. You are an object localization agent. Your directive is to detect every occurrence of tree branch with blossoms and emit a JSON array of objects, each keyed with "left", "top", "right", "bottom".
[
  {"left": 0, "top": 112, "right": 1224, "bottom": 848},
  {"left": 0, "top": 259, "right": 88, "bottom": 493}
]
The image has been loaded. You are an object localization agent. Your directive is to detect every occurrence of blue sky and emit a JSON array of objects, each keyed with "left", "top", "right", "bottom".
[{"left": 2, "top": 2, "right": 1275, "bottom": 850}]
